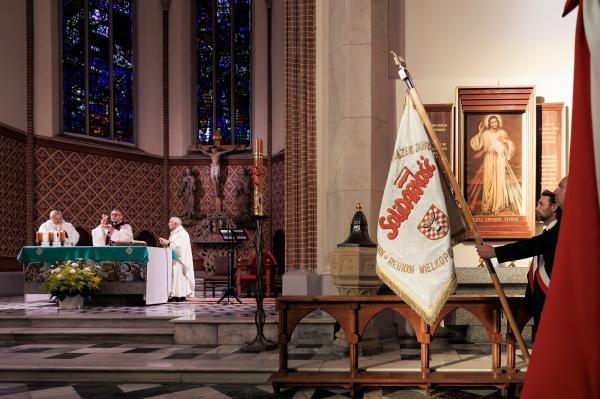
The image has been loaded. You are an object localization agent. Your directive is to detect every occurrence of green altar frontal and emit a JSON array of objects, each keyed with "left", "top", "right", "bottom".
[
  {"left": 17, "top": 246, "right": 150, "bottom": 263},
  {"left": 17, "top": 246, "right": 172, "bottom": 296}
]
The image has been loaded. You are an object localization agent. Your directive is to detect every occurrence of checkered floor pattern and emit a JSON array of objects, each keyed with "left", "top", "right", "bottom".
[
  {"left": 0, "top": 294, "right": 279, "bottom": 320},
  {"left": 0, "top": 382, "right": 514, "bottom": 398},
  {"left": 0, "top": 295, "right": 521, "bottom": 398}
]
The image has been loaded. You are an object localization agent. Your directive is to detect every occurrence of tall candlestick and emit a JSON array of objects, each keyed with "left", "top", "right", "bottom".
[
  {"left": 252, "top": 138, "right": 265, "bottom": 216},
  {"left": 59, "top": 231, "right": 66, "bottom": 242},
  {"left": 36, "top": 231, "right": 43, "bottom": 245}
]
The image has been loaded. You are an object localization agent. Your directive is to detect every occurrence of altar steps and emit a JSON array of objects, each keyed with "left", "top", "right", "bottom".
[
  {"left": 0, "top": 297, "right": 335, "bottom": 384},
  {"left": 0, "top": 313, "right": 334, "bottom": 346},
  {"left": 0, "top": 316, "right": 175, "bottom": 345}
]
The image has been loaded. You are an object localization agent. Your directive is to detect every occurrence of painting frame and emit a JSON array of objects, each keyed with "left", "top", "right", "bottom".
[{"left": 456, "top": 86, "right": 537, "bottom": 239}]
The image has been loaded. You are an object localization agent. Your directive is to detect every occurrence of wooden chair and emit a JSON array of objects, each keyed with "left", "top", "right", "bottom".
[
  {"left": 203, "top": 255, "right": 229, "bottom": 298},
  {"left": 74, "top": 226, "right": 92, "bottom": 246},
  {"left": 134, "top": 230, "right": 157, "bottom": 247},
  {"left": 235, "top": 250, "right": 276, "bottom": 297},
  {"left": 272, "top": 230, "right": 285, "bottom": 296}
]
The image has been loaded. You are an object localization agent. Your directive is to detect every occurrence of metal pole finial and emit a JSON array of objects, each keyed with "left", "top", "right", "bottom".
[{"left": 390, "top": 51, "right": 414, "bottom": 90}]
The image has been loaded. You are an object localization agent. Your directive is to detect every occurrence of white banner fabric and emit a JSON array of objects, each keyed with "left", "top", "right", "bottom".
[{"left": 377, "top": 99, "right": 457, "bottom": 325}]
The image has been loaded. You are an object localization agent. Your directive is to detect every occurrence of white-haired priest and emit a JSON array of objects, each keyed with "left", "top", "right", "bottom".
[
  {"left": 39, "top": 210, "right": 80, "bottom": 246},
  {"left": 159, "top": 217, "right": 195, "bottom": 302}
]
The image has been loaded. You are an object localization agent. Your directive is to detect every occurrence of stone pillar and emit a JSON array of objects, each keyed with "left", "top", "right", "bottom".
[{"left": 323, "top": 0, "right": 394, "bottom": 273}]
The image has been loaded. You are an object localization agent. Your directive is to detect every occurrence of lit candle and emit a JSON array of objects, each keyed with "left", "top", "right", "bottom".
[
  {"left": 47, "top": 231, "right": 54, "bottom": 242},
  {"left": 59, "top": 231, "right": 66, "bottom": 242},
  {"left": 36, "top": 231, "right": 43, "bottom": 243}
]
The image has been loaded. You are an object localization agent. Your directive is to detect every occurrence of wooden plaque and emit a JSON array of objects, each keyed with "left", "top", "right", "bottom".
[
  {"left": 424, "top": 104, "right": 454, "bottom": 171},
  {"left": 536, "top": 103, "right": 567, "bottom": 195}
]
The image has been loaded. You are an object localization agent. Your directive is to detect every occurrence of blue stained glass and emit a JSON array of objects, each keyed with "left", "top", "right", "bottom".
[
  {"left": 62, "top": 0, "right": 85, "bottom": 134},
  {"left": 215, "top": 0, "right": 232, "bottom": 144},
  {"left": 196, "top": 0, "right": 213, "bottom": 144},
  {"left": 234, "top": 0, "right": 251, "bottom": 145},
  {"left": 88, "top": 0, "right": 110, "bottom": 139},
  {"left": 196, "top": 0, "right": 251, "bottom": 146},
  {"left": 62, "top": 0, "right": 134, "bottom": 143},
  {"left": 113, "top": 0, "right": 134, "bottom": 142}
]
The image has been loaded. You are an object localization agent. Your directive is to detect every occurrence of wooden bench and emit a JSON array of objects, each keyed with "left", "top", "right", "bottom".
[
  {"left": 203, "top": 256, "right": 229, "bottom": 297},
  {"left": 270, "top": 295, "right": 529, "bottom": 397}
]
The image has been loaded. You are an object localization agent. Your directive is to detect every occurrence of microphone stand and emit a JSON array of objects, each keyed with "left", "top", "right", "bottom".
[{"left": 218, "top": 228, "right": 242, "bottom": 304}]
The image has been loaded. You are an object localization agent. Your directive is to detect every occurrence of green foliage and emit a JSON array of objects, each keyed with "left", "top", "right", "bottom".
[{"left": 43, "top": 259, "right": 104, "bottom": 300}]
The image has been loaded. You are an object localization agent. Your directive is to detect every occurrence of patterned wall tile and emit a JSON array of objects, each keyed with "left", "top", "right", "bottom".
[
  {"left": 0, "top": 135, "right": 26, "bottom": 257},
  {"left": 2, "top": 137, "right": 285, "bottom": 272},
  {"left": 271, "top": 158, "right": 285, "bottom": 234},
  {"left": 34, "top": 147, "right": 167, "bottom": 241},
  {"left": 169, "top": 159, "right": 285, "bottom": 271},
  {"left": 169, "top": 163, "right": 260, "bottom": 270}
]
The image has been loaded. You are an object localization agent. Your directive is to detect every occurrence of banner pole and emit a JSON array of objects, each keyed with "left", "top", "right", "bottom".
[{"left": 391, "top": 52, "right": 530, "bottom": 363}]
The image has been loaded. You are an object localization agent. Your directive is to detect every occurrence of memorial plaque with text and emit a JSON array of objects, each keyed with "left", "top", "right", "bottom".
[
  {"left": 536, "top": 103, "right": 565, "bottom": 195},
  {"left": 424, "top": 104, "right": 453, "bottom": 170}
]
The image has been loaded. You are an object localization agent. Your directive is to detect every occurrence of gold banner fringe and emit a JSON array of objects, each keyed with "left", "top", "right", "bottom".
[{"left": 376, "top": 263, "right": 457, "bottom": 326}]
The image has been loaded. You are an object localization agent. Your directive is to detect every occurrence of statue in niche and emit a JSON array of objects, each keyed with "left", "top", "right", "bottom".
[
  {"left": 235, "top": 167, "right": 254, "bottom": 228},
  {"left": 180, "top": 168, "right": 199, "bottom": 221}
]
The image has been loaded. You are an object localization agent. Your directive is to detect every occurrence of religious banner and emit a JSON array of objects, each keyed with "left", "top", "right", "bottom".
[{"left": 377, "top": 98, "right": 457, "bottom": 325}]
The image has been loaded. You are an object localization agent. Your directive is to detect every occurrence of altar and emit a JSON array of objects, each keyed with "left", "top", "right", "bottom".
[{"left": 17, "top": 246, "right": 173, "bottom": 305}]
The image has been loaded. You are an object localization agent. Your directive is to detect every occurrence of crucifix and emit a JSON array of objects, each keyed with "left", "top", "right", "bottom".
[{"left": 190, "top": 129, "right": 246, "bottom": 211}]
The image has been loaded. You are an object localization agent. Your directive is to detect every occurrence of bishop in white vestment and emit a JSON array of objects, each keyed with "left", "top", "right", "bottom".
[
  {"left": 159, "top": 217, "right": 195, "bottom": 301},
  {"left": 38, "top": 210, "right": 80, "bottom": 246}
]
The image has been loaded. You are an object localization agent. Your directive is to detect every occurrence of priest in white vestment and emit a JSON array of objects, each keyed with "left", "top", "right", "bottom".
[
  {"left": 159, "top": 217, "right": 195, "bottom": 301},
  {"left": 91, "top": 208, "right": 134, "bottom": 246},
  {"left": 38, "top": 210, "right": 80, "bottom": 246}
]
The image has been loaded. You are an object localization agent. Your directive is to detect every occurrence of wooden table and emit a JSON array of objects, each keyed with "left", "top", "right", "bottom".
[{"left": 270, "top": 295, "right": 528, "bottom": 397}]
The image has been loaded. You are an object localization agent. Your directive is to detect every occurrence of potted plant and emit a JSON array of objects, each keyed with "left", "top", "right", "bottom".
[{"left": 43, "top": 259, "right": 104, "bottom": 309}]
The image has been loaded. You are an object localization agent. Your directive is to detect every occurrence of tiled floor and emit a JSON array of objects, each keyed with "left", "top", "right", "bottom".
[
  {"left": 0, "top": 294, "right": 278, "bottom": 320},
  {"left": 0, "top": 295, "right": 523, "bottom": 398},
  {"left": 0, "top": 339, "right": 497, "bottom": 366},
  {"left": 0, "top": 382, "right": 514, "bottom": 398}
]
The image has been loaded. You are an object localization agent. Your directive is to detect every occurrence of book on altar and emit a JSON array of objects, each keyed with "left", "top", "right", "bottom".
[{"left": 112, "top": 240, "right": 147, "bottom": 246}]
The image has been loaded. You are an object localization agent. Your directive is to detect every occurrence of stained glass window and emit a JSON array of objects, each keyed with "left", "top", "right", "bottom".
[
  {"left": 196, "top": 0, "right": 251, "bottom": 146},
  {"left": 62, "top": 0, "right": 135, "bottom": 144}
]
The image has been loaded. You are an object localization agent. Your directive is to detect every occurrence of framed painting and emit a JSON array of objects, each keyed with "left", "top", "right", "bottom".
[{"left": 456, "top": 87, "right": 537, "bottom": 238}]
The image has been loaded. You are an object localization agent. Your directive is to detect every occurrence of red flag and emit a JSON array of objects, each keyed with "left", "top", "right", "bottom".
[{"left": 522, "top": 1, "right": 600, "bottom": 398}]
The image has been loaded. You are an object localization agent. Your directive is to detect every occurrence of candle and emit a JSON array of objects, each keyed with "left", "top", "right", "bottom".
[
  {"left": 254, "top": 138, "right": 263, "bottom": 156},
  {"left": 59, "top": 231, "right": 66, "bottom": 242},
  {"left": 36, "top": 231, "right": 43, "bottom": 243},
  {"left": 47, "top": 231, "right": 54, "bottom": 242},
  {"left": 252, "top": 138, "right": 265, "bottom": 216}
]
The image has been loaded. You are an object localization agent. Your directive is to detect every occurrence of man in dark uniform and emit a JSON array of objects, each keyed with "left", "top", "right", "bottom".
[{"left": 476, "top": 177, "right": 568, "bottom": 338}]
